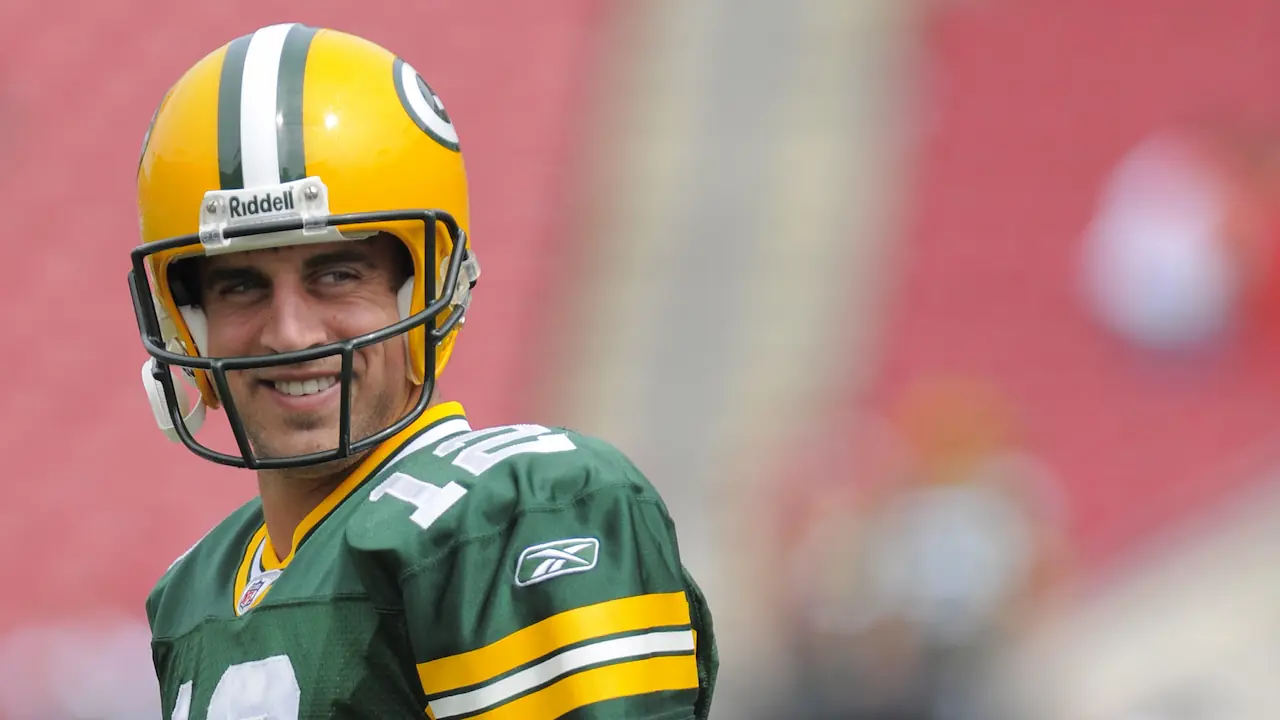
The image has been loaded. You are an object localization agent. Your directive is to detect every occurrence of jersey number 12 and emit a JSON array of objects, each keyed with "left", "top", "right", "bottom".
[{"left": 371, "top": 424, "right": 576, "bottom": 530}]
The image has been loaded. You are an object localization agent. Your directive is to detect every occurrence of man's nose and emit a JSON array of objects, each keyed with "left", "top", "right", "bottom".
[{"left": 258, "top": 278, "right": 330, "bottom": 353}]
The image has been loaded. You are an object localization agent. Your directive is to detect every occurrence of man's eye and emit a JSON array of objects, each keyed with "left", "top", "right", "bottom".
[
  {"left": 318, "top": 269, "right": 360, "bottom": 284},
  {"left": 216, "top": 281, "right": 255, "bottom": 297}
]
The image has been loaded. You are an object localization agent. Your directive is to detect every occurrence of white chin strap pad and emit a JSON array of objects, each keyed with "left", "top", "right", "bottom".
[
  {"left": 179, "top": 306, "right": 208, "bottom": 356},
  {"left": 177, "top": 304, "right": 220, "bottom": 404},
  {"left": 397, "top": 278, "right": 414, "bottom": 322},
  {"left": 397, "top": 278, "right": 420, "bottom": 384},
  {"left": 142, "top": 357, "right": 207, "bottom": 442}
]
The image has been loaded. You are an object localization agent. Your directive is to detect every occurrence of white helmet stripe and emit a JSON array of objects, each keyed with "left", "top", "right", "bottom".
[{"left": 238, "top": 23, "right": 293, "bottom": 188}]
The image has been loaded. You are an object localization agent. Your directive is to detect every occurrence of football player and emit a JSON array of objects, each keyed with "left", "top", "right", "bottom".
[{"left": 129, "top": 23, "right": 717, "bottom": 719}]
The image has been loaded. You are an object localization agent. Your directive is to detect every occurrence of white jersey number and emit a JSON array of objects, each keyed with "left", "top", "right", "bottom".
[
  {"left": 370, "top": 424, "right": 576, "bottom": 531},
  {"left": 370, "top": 473, "right": 468, "bottom": 530},
  {"left": 172, "top": 655, "right": 300, "bottom": 719},
  {"left": 435, "top": 424, "right": 577, "bottom": 476}
]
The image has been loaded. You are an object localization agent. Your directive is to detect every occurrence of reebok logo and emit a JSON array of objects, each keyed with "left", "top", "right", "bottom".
[
  {"left": 228, "top": 189, "right": 295, "bottom": 219},
  {"left": 514, "top": 537, "right": 599, "bottom": 587}
]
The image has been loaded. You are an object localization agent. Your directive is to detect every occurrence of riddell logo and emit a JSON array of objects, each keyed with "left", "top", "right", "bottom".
[{"left": 228, "top": 189, "right": 295, "bottom": 218}]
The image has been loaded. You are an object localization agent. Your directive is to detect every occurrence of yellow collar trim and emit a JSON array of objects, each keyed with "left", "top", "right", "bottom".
[{"left": 232, "top": 401, "right": 466, "bottom": 614}]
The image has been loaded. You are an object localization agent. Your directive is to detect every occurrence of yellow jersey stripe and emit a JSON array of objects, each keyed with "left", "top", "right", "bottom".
[
  {"left": 458, "top": 654, "right": 698, "bottom": 720},
  {"left": 417, "top": 591, "right": 691, "bottom": 696}
]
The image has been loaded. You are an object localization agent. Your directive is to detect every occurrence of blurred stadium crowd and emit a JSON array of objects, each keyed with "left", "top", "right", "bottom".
[{"left": 4, "top": 0, "right": 1280, "bottom": 717}]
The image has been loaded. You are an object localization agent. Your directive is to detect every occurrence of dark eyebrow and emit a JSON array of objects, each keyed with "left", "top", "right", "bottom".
[
  {"left": 302, "top": 247, "right": 378, "bottom": 274},
  {"left": 200, "top": 246, "right": 379, "bottom": 292},
  {"left": 202, "top": 264, "right": 265, "bottom": 292}
]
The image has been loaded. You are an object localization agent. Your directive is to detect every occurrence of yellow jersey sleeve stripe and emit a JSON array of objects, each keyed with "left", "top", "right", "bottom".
[
  {"left": 417, "top": 591, "right": 691, "bottom": 697},
  {"left": 458, "top": 654, "right": 698, "bottom": 720},
  {"left": 429, "top": 629, "right": 694, "bottom": 718}
]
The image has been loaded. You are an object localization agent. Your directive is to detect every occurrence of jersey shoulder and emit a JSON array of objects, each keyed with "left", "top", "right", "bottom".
[
  {"left": 342, "top": 420, "right": 670, "bottom": 567},
  {"left": 146, "top": 497, "right": 263, "bottom": 638}
]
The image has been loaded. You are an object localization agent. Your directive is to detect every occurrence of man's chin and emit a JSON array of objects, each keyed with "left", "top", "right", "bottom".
[
  {"left": 240, "top": 401, "right": 405, "bottom": 466},
  {"left": 249, "top": 426, "right": 344, "bottom": 462}
]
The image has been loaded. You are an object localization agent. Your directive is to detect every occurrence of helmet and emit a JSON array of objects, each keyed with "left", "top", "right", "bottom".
[{"left": 130, "top": 23, "right": 480, "bottom": 469}]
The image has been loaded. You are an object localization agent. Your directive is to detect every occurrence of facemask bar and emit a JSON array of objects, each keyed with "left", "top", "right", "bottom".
[{"left": 128, "top": 209, "right": 470, "bottom": 470}]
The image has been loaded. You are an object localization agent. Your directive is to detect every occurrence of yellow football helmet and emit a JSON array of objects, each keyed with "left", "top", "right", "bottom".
[{"left": 130, "top": 23, "right": 480, "bottom": 469}]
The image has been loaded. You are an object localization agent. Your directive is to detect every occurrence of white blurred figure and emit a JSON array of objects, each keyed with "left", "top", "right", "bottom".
[
  {"left": 0, "top": 619, "right": 160, "bottom": 719},
  {"left": 1082, "top": 122, "right": 1280, "bottom": 354},
  {"left": 1083, "top": 129, "right": 1240, "bottom": 351}
]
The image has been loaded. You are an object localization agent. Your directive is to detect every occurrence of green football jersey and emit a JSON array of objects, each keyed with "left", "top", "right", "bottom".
[{"left": 147, "top": 401, "right": 718, "bottom": 719}]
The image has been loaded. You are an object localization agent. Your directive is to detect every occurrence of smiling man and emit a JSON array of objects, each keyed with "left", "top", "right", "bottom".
[
  {"left": 196, "top": 237, "right": 414, "bottom": 460},
  {"left": 130, "top": 23, "right": 716, "bottom": 719}
]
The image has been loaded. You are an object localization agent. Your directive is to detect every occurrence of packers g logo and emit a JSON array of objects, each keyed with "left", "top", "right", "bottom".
[{"left": 393, "top": 58, "right": 460, "bottom": 152}]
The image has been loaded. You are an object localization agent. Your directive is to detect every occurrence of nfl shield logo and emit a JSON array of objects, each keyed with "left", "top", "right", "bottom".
[{"left": 237, "top": 569, "right": 283, "bottom": 615}]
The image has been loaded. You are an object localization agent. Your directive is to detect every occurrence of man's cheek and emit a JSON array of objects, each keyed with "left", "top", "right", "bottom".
[{"left": 224, "top": 371, "right": 256, "bottom": 402}]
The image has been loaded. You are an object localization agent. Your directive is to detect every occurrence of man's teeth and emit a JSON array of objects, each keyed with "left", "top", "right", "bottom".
[{"left": 272, "top": 376, "right": 338, "bottom": 396}]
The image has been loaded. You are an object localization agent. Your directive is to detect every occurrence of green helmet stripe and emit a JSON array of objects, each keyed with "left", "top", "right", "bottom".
[
  {"left": 216, "top": 33, "right": 251, "bottom": 190},
  {"left": 275, "top": 24, "right": 318, "bottom": 183}
]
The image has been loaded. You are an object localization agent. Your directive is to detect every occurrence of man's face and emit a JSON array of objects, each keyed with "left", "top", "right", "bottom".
[{"left": 198, "top": 234, "right": 413, "bottom": 460}]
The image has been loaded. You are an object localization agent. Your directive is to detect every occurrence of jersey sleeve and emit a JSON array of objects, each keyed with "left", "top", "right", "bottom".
[{"left": 401, "top": 458, "right": 716, "bottom": 720}]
